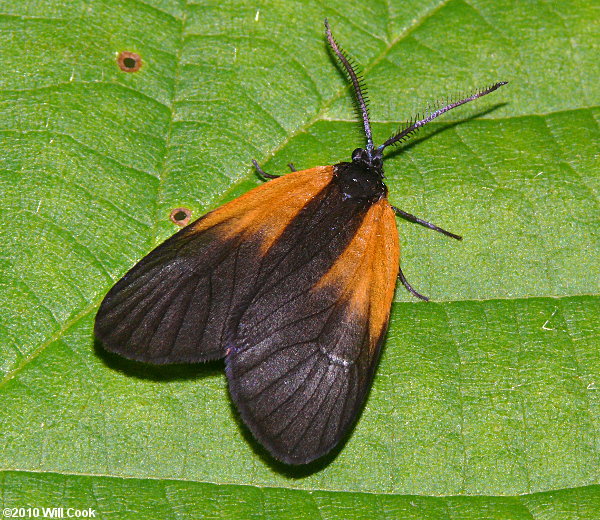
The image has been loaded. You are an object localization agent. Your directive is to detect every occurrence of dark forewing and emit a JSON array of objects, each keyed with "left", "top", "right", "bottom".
[
  {"left": 95, "top": 166, "right": 335, "bottom": 364},
  {"left": 226, "top": 197, "right": 399, "bottom": 464}
]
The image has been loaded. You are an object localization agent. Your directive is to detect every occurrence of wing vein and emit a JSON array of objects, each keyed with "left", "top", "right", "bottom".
[{"left": 254, "top": 355, "right": 322, "bottom": 420}]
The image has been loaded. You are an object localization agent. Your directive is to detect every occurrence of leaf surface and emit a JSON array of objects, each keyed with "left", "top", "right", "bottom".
[{"left": 0, "top": 0, "right": 598, "bottom": 517}]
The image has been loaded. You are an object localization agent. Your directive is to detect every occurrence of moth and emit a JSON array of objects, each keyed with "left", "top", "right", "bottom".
[{"left": 95, "top": 20, "right": 506, "bottom": 464}]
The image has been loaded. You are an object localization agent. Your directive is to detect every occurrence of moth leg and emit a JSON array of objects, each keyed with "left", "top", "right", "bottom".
[
  {"left": 287, "top": 163, "right": 297, "bottom": 172},
  {"left": 391, "top": 206, "right": 462, "bottom": 241},
  {"left": 398, "top": 267, "right": 429, "bottom": 301},
  {"left": 252, "top": 159, "right": 280, "bottom": 179}
]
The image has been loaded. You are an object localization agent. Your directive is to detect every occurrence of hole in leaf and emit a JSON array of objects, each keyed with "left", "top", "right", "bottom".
[
  {"left": 117, "top": 51, "right": 142, "bottom": 72},
  {"left": 170, "top": 207, "right": 192, "bottom": 227}
]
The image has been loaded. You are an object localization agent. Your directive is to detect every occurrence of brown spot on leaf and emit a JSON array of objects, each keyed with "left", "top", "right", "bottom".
[
  {"left": 170, "top": 207, "right": 192, "bottom": 227},
  {"left": 117, "top": 51, "right": 142, "bottom": 72}
]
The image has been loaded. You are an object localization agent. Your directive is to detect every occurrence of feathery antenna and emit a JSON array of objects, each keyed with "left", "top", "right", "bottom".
[
  {"left": 380, "top": 82, "right": 508, "bottom": 150},
  {"left": 325, "top": 19, "right": 374, "bottom": 151}
]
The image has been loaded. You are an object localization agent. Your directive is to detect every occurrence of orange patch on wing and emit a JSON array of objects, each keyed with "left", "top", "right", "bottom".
[
  {"left": 314, "top": 198, "right": 399, "bottom": 352},
  {"left": 188, "top": 166, "right": 334, "bottom": 253}
]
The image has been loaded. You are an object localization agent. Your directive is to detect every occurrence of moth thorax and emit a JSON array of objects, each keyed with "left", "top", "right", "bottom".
[{"left": 333, "top": 161, "right": 387, "bottom": 203}]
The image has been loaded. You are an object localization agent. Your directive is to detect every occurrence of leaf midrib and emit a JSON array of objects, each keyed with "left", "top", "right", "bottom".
[{"left": 2, "top": 467, "right": 598, "bottom": 500}]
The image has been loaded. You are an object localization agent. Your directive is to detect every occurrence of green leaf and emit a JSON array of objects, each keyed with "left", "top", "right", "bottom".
[
  {"left": 2, "top": 471, "right": 600, "bottom": 520},
  {"left": 0, "top": 0, "right": 598, "bottom": 518}
]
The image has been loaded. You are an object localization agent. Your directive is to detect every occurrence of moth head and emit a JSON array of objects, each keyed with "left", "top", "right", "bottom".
[{"left": 351, "top": 147, "right": 384, "bottom": 178}]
